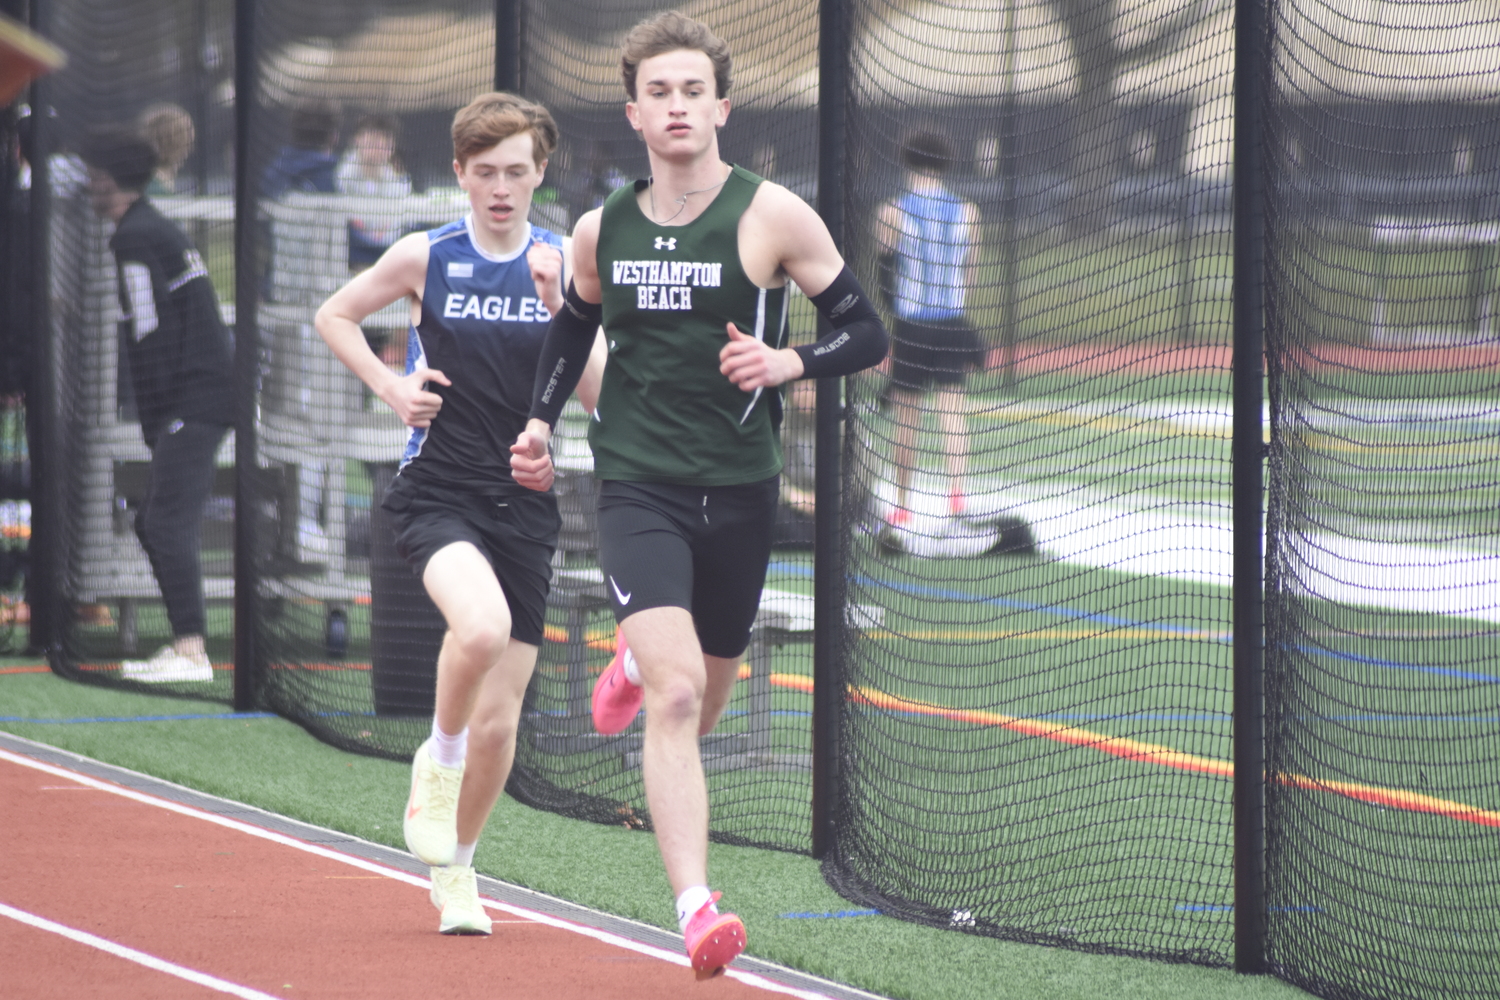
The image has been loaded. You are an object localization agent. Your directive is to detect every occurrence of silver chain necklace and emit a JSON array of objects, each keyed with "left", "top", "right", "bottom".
[{"left": 648, "top": 165, "right": 730, "bottom": 225}]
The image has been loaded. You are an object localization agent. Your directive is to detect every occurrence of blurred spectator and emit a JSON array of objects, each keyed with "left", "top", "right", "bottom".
[
  {"left": 79, "top": 126, "right": 234, "bottom": 683},
  {"left": 262, "top": 103, "right": 341, "bottom": 559},
  {"left": 336, "top": 114, "right": 410, "bottom": 197},
  {"left": 137, "top": 103, "right": 195, "bottom": 195},
  {"left": 875, "top": 131, "right": 983, "bottom": 525},
  {"left": 262, "top": 101, "right": 338, "bottom": 197},
  {"left": 336, "top": 114, "right": 411, "bottom": 267}
]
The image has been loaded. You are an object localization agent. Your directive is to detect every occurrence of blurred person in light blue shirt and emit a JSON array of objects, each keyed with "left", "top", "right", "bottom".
[{"left": 875, "top": 131, "right": 984, "bottom": 526}]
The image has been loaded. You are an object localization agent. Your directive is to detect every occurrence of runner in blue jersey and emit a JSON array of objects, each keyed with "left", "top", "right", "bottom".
[
  {"left": 315, "top": 92, "right": 604, "bottom": 936},
  {"left": 875, "top": 132, "right": 983, "bottom": 525}
]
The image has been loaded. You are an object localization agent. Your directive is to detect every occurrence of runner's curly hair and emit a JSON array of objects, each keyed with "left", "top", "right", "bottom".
[{"left": 620, "top": 10, "right": 731, "bottom": 101}]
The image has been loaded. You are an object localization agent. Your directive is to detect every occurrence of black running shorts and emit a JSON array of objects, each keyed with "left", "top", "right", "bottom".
[
  {"left": 596, "top": 476, "right": 779, "bottom": 659},
  {"left": 380, "top": 474, "right": 560, "bottom": 646},
  {"left": 890, "top": 315, "right": 984, "bottom": 390}
]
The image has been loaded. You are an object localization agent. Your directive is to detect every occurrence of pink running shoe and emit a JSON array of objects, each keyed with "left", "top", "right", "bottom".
[
  {"left": 684, "top": 892, "right": 746, "bottom": 980},
  {"left": 591, "top": 629, "right": 644, "bottom": 735}
]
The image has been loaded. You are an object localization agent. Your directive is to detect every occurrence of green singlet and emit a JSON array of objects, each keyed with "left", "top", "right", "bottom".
[{"left": 592, "top": 164, "right": 789, "bottom": 486}]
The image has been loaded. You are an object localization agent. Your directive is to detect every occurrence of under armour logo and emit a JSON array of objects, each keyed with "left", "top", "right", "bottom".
[{"left": 654, "top": 236, "right": 677, "bottom": 251}]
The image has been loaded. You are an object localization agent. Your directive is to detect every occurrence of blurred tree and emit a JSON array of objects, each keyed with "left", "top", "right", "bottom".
[{"left": 1045, "top": 0, "right": 1228, "bottom": 229}]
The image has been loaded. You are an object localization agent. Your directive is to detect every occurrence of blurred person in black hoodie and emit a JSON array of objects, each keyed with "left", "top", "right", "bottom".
[{"left": 81, "top": 126, "right": 233, "bottom": 683}]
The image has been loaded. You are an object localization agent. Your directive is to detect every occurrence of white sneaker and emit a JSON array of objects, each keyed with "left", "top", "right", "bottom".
[
  {"left": 429, "top": 865, "right": 493, "bottom": 935},
  {"left": 403, "top": 740, "right": 463, "bottom": 866},
  {"left": 121, "top": 645, "right": 214, "bottom": 683}
]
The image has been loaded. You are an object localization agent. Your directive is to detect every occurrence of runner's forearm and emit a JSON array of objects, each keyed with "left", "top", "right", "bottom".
[
  {"left": 528, "top": 281, "right": 603, "bottom": 428},
  {"left": 794, "top": 266, "right": 889, "bottom": 379}
]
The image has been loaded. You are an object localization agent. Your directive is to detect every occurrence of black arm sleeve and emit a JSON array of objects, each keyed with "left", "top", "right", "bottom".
[
  {"left": 792, "top": 265, "right": 890, "bottom": 379},
  {"left": 528, "top": 281, "right": 602, "bottom": 428}
]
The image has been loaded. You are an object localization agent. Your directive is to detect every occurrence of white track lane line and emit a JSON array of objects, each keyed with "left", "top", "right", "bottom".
[
  {"left": 0, "top": 748, "right": 840, "bottom": 1000},
  {"left": 0, "top": 901, "right": 282, "bottom": 1000}
]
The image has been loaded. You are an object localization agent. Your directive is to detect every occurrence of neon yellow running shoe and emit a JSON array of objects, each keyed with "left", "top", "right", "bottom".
[
  {"left": 403, "top": 740, "right": 463, "bottom": 866},
  {"left": 429, "top": 865, "right": 493, "bottom": 935}
]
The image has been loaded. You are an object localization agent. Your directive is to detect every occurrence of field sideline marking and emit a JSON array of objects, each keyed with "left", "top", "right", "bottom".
[
  {"left": 0, "top": 748, "right": 845, "bottom": 1000},
  {"left": 758, "top": 678, "right": 1500, "bottom": 830},
  {"left": 0, "top": 901, "right": 282, "bottom": 1000},
  {"left": 780, "top": 564, "right": 1500, "bottom": 685}
]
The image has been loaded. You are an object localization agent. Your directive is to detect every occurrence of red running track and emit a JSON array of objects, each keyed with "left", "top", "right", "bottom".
[{"left": 0, "top": 749, "right": 830, "bottom": 1000}]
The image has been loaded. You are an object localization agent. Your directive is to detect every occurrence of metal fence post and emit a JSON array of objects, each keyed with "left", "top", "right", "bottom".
[
  {"left": 495, "top": 0, "right": 520, "bottom": 94},
  {"left": 812, "top": 0, "right": 848, "bottom": 860},
  {"left": 1233, "top": 0, "right": 1269, "bottom": 974},
  {"left": 232, "top": 0, "right": 260, "bottom": 712},
  {"left": 25, "top": 0, "right": 60, "bottom": 660}
]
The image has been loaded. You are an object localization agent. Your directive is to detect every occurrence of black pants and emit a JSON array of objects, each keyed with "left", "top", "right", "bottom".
[{"left": 136, "top": 420, "right": 228, "bottom": 637}]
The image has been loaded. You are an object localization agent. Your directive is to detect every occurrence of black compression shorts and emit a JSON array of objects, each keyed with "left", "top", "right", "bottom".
[
  {"left": 596, "top": 476, "right": 779, "bottom": 659},
  {"left": 890, "top": 316, "right": 984, "bottom": 390},
  {"left": 380, "top": 474, "right": 560, "bottom": 646}
]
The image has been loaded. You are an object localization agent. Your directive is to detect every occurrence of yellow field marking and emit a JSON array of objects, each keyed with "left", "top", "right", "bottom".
[
  {"left": 968, "top": 404, "right": 1251, "bottom": 443},
  {"left": 968, "top": 402, "right": 1499, "bottom": 457}
]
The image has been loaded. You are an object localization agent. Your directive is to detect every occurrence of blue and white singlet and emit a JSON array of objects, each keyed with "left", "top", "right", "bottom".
[
  {"left": 399, "top": 217, "right": 562, "bottom": 495},
  {"left": 891, "top": 188, "right": 969, "bottom": 322}
]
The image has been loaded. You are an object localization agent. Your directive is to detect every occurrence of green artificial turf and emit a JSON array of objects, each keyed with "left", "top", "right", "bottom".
[{"left": 0, "top": 661, "right": 1314, "bottom": 1000}]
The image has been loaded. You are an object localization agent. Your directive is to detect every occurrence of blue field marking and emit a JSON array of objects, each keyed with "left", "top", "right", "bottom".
[
  {"left": 779, "top": 909, "right": 882, "bottom": 919},
  {"left": 768, "top": 560, "right": 1500, "bottom": 686},
  {"left": 1318, "top": 714, "right": 1500, "bottom": 723},
  {"left": 1035, "top": 711, "right": 1500, "bottom": 724},
  {"left": 772, "top": 561, "right": 1209, "bottom": 635},
  {"left": 0, "top": 711, "right": 276, "bottom": 724},
  {"left": 1176, "top": 904, "right": 1321, "bottom": 914},
  {"left": 1289, "top": 642, "right": 1500, "bottom": 684}
]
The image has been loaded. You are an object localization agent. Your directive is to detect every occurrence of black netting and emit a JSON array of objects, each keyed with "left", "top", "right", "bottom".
[
  {"left": 245, "top": 1, "right": 498, "bottom": 759},
  {"left": 1263, "top": 1, "right": 1500, "bottom": 996},
  {"left": 222, "top": 0, "right": 825, "bottom": 857},
  {"left": 507, "top": 0, "right": 822, "bottom": 854},
  {"left": 826, "top": 0, "right": 1236, "bottom": 966},
  {"left": 39, "top": 0, "right": 237, "bottom": 695},
  {"left": 17, "top": 1, "right": 1500, "bottom": 995},
  {"left": 0, "top": 397, "right": 26, "bottom": 652}
]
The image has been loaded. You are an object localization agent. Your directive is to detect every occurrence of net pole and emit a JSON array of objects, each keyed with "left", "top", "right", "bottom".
[
  {"left": 25, "top": 0, "right": 59, "bottom": 659},
  {"left": 999, "top": 0, "right": 1019, "bottom": 386},
  {"left": 494, "top": 0, "right": 519, "bottom": 94},
  {"left": 811, "top": 0, "right": 848, "bottom": 860},
  {"left": 231, "top": 0, "right": 260, "bottom": 712},
  {"left": 1232, "top": 0, "right": 1269, "bottom": 974}
]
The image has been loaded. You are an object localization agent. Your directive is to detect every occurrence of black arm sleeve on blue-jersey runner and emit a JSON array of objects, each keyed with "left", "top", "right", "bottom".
[
  {"left": 793, "top": 266, "right": 889, "bottom": 379},
  {"left": 528, "top": 281, "right": 601, "bottom": 428}
]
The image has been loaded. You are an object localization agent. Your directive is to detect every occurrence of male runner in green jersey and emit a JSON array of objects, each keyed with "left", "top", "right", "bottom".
[{"left": 512, "top": 11, "right": 887, "bottom": 979}]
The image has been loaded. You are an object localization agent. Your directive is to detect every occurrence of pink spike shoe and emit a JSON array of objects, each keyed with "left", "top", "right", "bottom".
[
  {"left": 591, "top": 629, "right": 644, "bottom": 735},
  {"left": 684, "top": 892, "right": 745, "bottom": 980}
]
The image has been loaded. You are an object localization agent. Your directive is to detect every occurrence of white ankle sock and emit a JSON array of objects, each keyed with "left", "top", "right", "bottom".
[
  {"left": 452, "top": 840, "right": 477, "bottom": 868},
  {"left": 675, "top": 885, "right": 714, "bottom": 932},
  {"left": 622, "top": 647, "right": 642, "bottom": 686},
  {"left": 429, "top": 722, "right": 468, "bottom": 769}
]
